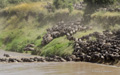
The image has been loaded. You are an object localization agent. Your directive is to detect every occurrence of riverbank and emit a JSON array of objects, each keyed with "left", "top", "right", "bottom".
[
  {"left": 0, "top": 0, "right": 120, "bottom": 68},
  {"left": 0, "top": 50, "right": 120, "bottom": 67},
  {"left": 0, "top": 0, "right": 119, "bottom": 56}
]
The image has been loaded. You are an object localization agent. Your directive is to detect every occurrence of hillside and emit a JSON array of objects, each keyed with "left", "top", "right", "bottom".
[
  {"left": 0, "top": 0, "right": 83, "bottom": 55},
  {"left": 0, "top": 0, "right": 120, "bottom": 65}
]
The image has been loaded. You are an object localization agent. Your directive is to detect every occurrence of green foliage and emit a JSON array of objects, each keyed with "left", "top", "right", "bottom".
[
  {"left": 41, "top": 36, "right": 74, "bottom": 57},
  {"left": 8, "top": 0, "right": 24, "bottom": 4},
  {"left": 8, "top": 0, "right": 42, "bottom": 3},
  {"left": 91, "top": 11, "right": 120, "bottom": 28},
  {"left": 0, "top": 0, "right": 8, "bottom": 8},
  {"left": 53, "top": 0, "right": 64, "bottom": 9},
  {"left": 0, "top": 0, "right": 83, "bottom": 57},
  {"left": 73, "top": 28, "right": 103, "bottom": 38},
  {"left": 68, "top": 3, "right": 73, "bottom": 13},
  {"left": 53, "top": 0, "right": 81, "bottom": 9},
  {"left": 84, "top": 0, "right": 117, "bottom": 5},
  {"left": 0, "top": 0, "right": 42, "bottom": 8},
  {"left": 53, "top": 0, "right": 81, "bottom": 13}
]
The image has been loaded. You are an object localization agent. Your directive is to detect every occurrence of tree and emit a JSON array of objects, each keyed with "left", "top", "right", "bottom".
[
  {"left": 53, "top": 0, "right": 64, "bottom": 9},
  {"left": 82, "top": 0, "right": 117, "bottom": 25}
]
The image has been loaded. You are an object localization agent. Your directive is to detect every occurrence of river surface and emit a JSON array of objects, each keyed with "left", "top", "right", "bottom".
[
  {"left": 0, "top": 62, "right": 120, "bottom": 75},
  {"left": 0, "top": 50, "right": 120, "bottom": 75}
]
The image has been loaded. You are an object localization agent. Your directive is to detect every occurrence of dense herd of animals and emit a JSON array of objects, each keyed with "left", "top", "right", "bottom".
[
  {"left": 74, "top": 2, "right": 86, "bottom": 10},
  {"left": 0, "top": 19, "right": 120, "bottom": 64},
  {"left": 73, "top": 30, "right": 120, "bottom": 64},
  {"left": 41, "top": 19, "right": 120, "bottom": 64},
  {"left": 41, "top": 20, "right": 92, "bottom": 46},
  {"left": 0, "top": 1, "right": 120, "bottom": 63}
]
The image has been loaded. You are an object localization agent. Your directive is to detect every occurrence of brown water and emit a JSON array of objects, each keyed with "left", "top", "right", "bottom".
[
  {"left": 0, "top": 50, "right": 120, "bottom": 75},
  {"left": 0, "top": 62, "right": 120, "bottom": 75}
]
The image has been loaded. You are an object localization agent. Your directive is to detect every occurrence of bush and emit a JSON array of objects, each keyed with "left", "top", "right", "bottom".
[
  {"left": 0, "top": 0, "right": 8, "bottom": 8},
  {"left": 53, "top": 0, "right": 80, "bottom": 13},
  {"left": 0, "top": 0, "right": 42, "bottom": 8},
  {"left": 68, "top": 3, "right": 73, "bottom": 13},
  {"left": 8, "top": 0, "right": 24, "bottom": 4},
  {"left": 53, "top": 0, "right": 81, "bottom": 9},
  {"left": 53, "top": 0, "right": 64, "bottom": 9}
]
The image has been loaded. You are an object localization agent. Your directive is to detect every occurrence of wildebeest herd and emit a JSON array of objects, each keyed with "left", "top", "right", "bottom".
[
  {"left": 41, "top": 20, "right": 92, "bottom": 46},
  {"left": 0, "top": 19, "right": 120, "bottom": 64},
  {"left": 41, "top": 19, "right": 120, "bottom": 64},
  {"left": 73, "top": 30, "right": 120, "bottom": 64}
]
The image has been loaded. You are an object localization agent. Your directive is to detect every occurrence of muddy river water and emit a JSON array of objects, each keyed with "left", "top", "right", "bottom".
[
  {"left": 0, "top": 50, "right": 120, "bottom": 75},
  {"left": 0, "top": 62, "right": 120, "bottom": 75}
]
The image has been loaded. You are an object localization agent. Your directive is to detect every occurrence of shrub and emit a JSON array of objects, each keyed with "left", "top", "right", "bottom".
[
  {"left": 68, "top": 3, "right": 73, "bottom": 13},
  {"left": 0, "top": 0, "right": 8, "bottom": 8},
  {"left": 53, "top": 0, "right": 64, "bottom": 9},
  {"left": 8, "top": 0, "right": 23, "bottom": 4},
  {"left": 53, "top": 0, "right": 80, "bottom": 13},
  {"left": 0, "top": 0, "right": 42, "bottom": 8}
]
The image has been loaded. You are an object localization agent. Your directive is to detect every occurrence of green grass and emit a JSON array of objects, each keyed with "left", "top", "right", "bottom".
[
  {"left": 0, "top": 16, "right": 51, "bottom": 52},
  {"left": 40, "top": 27, "right": 103, "bottom": 57},
  {"left": 109, "top": 24, "right": 120, "bottom": 30},
  {"left": 40, "top": 36, "right": 74, "bottom": 57},
  {"left": 73, "top": 27, "right": 103, "bottom": 38},
  {"left": 1, "top": 0, "right": 119, "bottom": 57},
  {"left": 0, "top": 1, "right": 82, "bottom": 56},
  {"left": 91, "top": 11, "right": 120, "bottom": 29},
  {"left": 91, "top": 11, "right": 120, "bottom": 18}
]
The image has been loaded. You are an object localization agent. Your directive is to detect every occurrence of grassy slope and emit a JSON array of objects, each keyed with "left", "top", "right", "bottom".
[
  {"left": 0, "top": 1, "right": 119, "bottom": 57},
  {"left": 91, "top": 11, "right": 120, "bottom": 29},
  {"left": 0, "top": 1, "right": 83, "bottom": 56},
  {"left": 73, "top": 27, "right": 104, "bottom": 38},
  {"left": 40, "top": 36, "right": 74, "bottom": 57}
]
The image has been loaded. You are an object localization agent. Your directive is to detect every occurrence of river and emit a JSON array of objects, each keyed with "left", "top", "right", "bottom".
[
  {"left": 0, "top": 50, "right": 120, "bottom": 75},
  {"left": 0, "top": 62, "right": 120, "bottom": 75}
]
